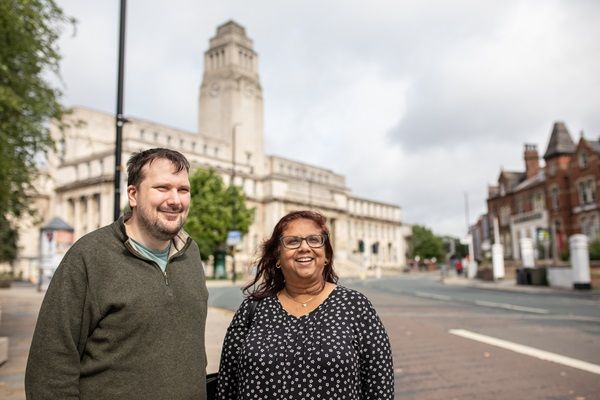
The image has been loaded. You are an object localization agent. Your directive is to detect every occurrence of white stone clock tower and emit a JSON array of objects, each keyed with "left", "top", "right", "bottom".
[{"left": 198, "top": 21, "right": 265, "bottom": 174}]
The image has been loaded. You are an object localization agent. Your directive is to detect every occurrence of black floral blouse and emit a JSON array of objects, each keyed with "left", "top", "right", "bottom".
[{"left": 216, "top": 285, "right": 394, "bottom": 399}]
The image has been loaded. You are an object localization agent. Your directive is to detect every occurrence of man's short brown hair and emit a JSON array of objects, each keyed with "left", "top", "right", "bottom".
[{"left": 126, "top": 148, "right": 190, "bottom": 187}]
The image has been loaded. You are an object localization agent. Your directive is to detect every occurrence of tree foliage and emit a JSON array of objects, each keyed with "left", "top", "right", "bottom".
[
  {"left": 0, "top": 215, "right": 18, "bottom": 264},
  {"left": 0, "top": 0, "right": 73, "bottom": 262},
  {"left": 441, "top": 235, "right": 469, "bottom": 259},
  {"left": 184, "top": 168, "right": 254, "bottom": 260},
  {"left": 410, "top": 224, "right": 445, "bottom": 260}
]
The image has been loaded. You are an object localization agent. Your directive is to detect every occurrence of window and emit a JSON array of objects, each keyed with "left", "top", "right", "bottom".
[
  {"left": 516, "top": 197, "right": 524, "bottom": 214},
  {"left": 580, "top": 214, "right": 599, "bottom": 239},
  {"left": 140, "top": 129, "right": 145, "bottom": 140},
  {"left": 499, "top": 206, "right": 511, "bottom": 226},
  {"left": 578, "top": 178, "right": 596, "bottom": 205},
  {"left": 532, "top": 192, "right": 544, "bottom": 211},
  {"left": 551, "top": 187, "right": 559, "bottom": 210},
  {"left": 93, "top": 194, "right": 101, "bottom": 229},
  {"left": 579, "top": 152, "right": 588, "bottom": 169},
  {"left": 59, "top": 138, "right": 66, "bottom": 161},
  {"left": 547, "top": 162, "right": 556, "bottom": 176}
]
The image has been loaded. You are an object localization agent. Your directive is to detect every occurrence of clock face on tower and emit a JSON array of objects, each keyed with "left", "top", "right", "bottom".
[{"left": 209, "top": 82, "right": 220, "bottom": 98}]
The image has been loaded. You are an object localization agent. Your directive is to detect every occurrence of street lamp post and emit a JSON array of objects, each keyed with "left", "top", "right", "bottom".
[
  {"left": 230, "top": 123, "right": 241, "bottom": 283},
  {"left": 113, "top": 0, "right": 127, "bottom": 221}
]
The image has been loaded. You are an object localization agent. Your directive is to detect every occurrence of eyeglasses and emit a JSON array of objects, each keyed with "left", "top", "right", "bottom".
[{"left": 280, "top": 234, "right": 328, "bottom": 249}]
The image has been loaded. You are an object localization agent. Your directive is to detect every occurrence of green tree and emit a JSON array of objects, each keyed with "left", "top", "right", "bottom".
[
  {"left": 589, "top": 235, "right": 600, "bottom": 260},
  {"left": 441, "top": 235, "right": 469, "bottom": 259},
  {"left": 0, "top": 0, "right": 74, "bottom": 262},
  {"left": 184, "top": 168, "right": 253, "bottom": 260},
  {"left": 0, "top": 215, "right": 18, "bottom": 264},
  {"left": 410, "top": 225, "right": 445, "bottom": 260}
]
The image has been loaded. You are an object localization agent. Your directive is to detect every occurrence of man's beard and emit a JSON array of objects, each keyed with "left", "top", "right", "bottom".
[{"left": 136, "top": 205, "right": 187, "bottom": 241}]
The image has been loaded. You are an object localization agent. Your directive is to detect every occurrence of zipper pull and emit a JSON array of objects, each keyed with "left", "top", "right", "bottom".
[{"left": 164, "top": 271, "right": 169, "bottom": 286}]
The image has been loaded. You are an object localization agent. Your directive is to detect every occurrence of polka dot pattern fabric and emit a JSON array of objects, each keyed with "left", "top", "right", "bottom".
[{"left": 216, "top": 285, "right": 394, "bottom": 399}]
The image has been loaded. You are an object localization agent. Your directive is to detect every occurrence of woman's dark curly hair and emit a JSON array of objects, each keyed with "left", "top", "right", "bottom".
[{"left": 243, "top": 210, "right": 338, "bottom": 300}]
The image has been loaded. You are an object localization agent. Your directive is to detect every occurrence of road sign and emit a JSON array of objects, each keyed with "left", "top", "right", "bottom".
[{"left": 226, "top": 230, "right": 242, "bottom": 246}]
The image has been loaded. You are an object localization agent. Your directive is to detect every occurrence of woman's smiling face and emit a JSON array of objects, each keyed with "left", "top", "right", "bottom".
[{"left": 278, "top": 218, "right": 327, "bottom": 283}]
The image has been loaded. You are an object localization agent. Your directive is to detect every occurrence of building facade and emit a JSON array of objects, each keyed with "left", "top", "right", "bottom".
[
  {"left": 482, "top": 121, "right": 600, "bottom": 262},
  {"left": 11, "top": 21, "right": 410, "bottom": 280}
]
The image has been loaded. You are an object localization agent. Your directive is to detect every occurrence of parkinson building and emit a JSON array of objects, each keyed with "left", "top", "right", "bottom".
[{"left": 14, "top": 21, "right": 409, "bottom": 279}]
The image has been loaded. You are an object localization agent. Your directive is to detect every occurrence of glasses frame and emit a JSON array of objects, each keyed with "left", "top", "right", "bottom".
[{"left": 279, "top": 234, "right": 328, "bottom": 249}]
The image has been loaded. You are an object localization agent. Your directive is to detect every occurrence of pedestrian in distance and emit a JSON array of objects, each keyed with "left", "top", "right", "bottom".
[
  {"left": 216, "top": 210, "right": 394, "bottom": 400},
  {"left": 25, "top": 148, "right": 209, "bottom": 399}
]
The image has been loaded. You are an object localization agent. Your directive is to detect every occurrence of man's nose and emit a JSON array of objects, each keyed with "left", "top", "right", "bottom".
[{"left": 166, "top": 189, "right": 182, "bottom": 205}]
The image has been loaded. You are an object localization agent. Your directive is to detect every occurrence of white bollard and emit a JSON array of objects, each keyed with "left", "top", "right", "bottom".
[
  {"left": 519, "top": 238, "right": 535, "bottom": 268},
  {"left": 492, "top": 243, "right": 505, "bottom": 280},
  {"left": 569, "top": 234, "right": 592, "bottom": 290},
  {"left": 467, "top": 234, "right": 478, "bottom": 279}
]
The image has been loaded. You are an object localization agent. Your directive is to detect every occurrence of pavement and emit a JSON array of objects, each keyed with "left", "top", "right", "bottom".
[
  {"left": 1, "top": 274, "right": 598, "bottom": 399},
  {"left": 0, "top": 282, "right": 235, "bottom": 400},
  {"left": 442, "top": 273, "right": 600, "bottom": 297}
]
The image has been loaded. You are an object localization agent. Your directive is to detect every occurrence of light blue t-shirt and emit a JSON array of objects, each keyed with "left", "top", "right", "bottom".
[{"left": 130, "top": 239, "right": 170, "bottom": 272}]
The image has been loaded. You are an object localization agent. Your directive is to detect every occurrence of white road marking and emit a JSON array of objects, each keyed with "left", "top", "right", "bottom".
[
  {"left": 414, "top": 291, "right": 452, "bottom": 301},
  {"left": 474, "top": 300, "right": 549, "bottom": 314},
  {"left": 449, "top": 329, "right": 600, "bottom": 375}
]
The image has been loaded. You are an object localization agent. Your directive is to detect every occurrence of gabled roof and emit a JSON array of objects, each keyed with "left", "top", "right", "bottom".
[
  {"left": 543, "top": 121, "right": 575, "bottom": 159},
  {"left": 499, "top": 170, "right": 525, "bottom": 191},
  {"left": 513, "top": 170, "right": 545, "bottom": 192},
  {"left": 584, "top": 139, "right": 600, "bottom": 154}
]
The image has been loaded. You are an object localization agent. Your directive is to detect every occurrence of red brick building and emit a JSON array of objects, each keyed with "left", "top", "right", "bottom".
[{"left": 483, "top": 121, "right": 599, "bottom": 261}]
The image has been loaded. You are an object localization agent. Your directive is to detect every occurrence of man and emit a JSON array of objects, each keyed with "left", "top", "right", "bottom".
[{"left": 25, "top": 148, "right": 208, "bottom": 399}]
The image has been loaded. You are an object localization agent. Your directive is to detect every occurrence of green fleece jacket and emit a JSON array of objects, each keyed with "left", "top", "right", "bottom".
[{"left": 25, "top": 217, "right": 208, "bottom": 400}]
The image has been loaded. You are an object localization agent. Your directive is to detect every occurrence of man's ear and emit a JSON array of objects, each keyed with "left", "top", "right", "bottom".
[{"left": 127, "top": 185, "right": 138, "bottom": 208}]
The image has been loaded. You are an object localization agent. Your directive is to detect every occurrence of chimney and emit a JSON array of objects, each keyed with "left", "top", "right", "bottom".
[{"left": 524, "top": 144, "right": 539, "bottom": 179}]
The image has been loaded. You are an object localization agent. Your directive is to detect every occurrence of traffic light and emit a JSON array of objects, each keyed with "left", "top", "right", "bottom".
[{"left": 358, "top": 240, "right": 365, "bottom": 253}]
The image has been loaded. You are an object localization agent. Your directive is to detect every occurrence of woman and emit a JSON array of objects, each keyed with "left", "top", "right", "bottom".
[{"left": 216, "top": 210, "right": 394, "bottom": 400}]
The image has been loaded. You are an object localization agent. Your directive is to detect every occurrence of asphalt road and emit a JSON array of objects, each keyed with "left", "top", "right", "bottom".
[{"left": 209, "top": 275, "right": 600, "bottom": 400}]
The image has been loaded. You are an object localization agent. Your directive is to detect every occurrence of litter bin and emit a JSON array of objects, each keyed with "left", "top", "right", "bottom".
[
  {"left": 516, "top": 268, "right": 527, "bottom": 285},
  {"left": 529, "top": 267, "right": 548, "bottom": 286}
]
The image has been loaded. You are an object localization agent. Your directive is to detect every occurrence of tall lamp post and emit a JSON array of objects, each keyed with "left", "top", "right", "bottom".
[
  {"left": 230, "top": 123, "right": 241, "bottom": 283},
  {"left": 113, "top": 0, "right": 127, "bottom": 221}
]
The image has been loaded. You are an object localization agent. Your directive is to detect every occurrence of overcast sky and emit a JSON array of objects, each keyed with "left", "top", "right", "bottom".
[{"left": 52, "top": 0, "right": 600, "bottom": 237}]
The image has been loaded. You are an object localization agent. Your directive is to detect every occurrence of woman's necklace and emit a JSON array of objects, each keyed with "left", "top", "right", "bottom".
[{"left": 283, "top": 288, "right": 318, "bottom": 307}]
